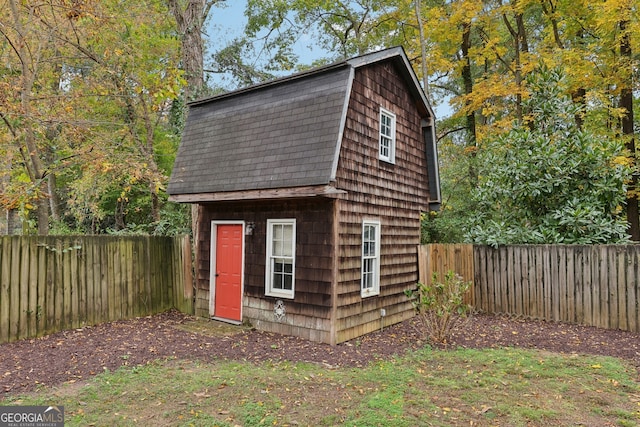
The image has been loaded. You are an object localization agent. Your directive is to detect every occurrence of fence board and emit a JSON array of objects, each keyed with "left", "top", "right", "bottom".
[
  {"left": 525, "top": 247, "right": 534, "bottom": 317},
  {"left": 599, "top": 246, "right": 609, "bottom": 329},
  {"left": 36, "top": 244, "right": 46, "bottom": 334},
  {"left": 566, "top": 247, "right": 575, "bottom": 323},
  {"left": 10, "top": 238, "right": 20, "bottom": 341},
  {"left": 558, "top": 246, "right": 567, "bottom": 322},
  {"left": 19, "top": 238, "right": 29, "bottom": 340},
  {"left": 486, "top": 248, "right": 496, "bottom": 313},
  {"left": 0, "top": 235, "right": 193, "bottom": 343},
  {"left": 506, "top": 246, "right": 514, "bottom": 314},
  {"left": 514, "top": 247, "right": 522, "bottom": 315},
  {"left": 27, "top": 241, "right": 37, "bottom": 336},
  {"left": 0, "top": 239, "right": 8, "bottom": 343},
  {"left": 629, "top": 250, "right": 638, "bottom": 333}
]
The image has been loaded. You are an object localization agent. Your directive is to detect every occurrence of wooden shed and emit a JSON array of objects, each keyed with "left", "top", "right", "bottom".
[{"left": 168, "top": 47, "right": 441, "bottom": 344}]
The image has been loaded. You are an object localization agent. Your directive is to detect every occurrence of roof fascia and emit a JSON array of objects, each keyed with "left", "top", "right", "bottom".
[
  {"left": 329, "top": 66, "right": 356, "bottom": 181},
  {"left": 422, "top": 119, "right": 442, "bottom": 210},
  {"left": 347, "top": 46, "right": 436, "bottom": 119}
]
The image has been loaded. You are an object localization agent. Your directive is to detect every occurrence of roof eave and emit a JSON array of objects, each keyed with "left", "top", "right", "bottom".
[{"left": 168, "top": 184, "right": 347, "bottom": 203}]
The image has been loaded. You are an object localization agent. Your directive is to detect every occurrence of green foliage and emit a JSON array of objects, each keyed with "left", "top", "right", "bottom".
[
  {"left": 421, "top": 120, "right": 480, "bottom": 243},
  {"left": 465, "top": 67, "right": 631, "bottom": 246},
  {"left": 107, "top": 202, "right": 192, "bottom": 236},
  {"left": 404, "top": 270, "right": 471, "bottom": 343}
]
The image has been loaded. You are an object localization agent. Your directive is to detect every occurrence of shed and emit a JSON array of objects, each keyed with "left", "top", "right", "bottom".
[{"left": 168, "top": 46, "right": 441, "bottom": 344}]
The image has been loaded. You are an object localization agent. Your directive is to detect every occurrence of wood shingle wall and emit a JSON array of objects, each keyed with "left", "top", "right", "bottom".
[
  {"left": 333, "top": 61, "right": 431, "bottom": 343},
  {"left": 197, "top": 199, "right": 336, "bottom": 343}
]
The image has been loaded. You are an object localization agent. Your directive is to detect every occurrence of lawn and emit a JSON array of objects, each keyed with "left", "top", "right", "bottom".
[{"left": 3, "top": 346, "right": 639, "bottom": 426}]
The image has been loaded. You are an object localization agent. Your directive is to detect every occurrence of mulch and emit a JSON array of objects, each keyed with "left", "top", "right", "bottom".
[{"left": 1, "top": 310, "right": 639, "bottom": 396}]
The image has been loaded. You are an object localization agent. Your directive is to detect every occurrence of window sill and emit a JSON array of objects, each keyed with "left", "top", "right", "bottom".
[
  {"left": 360, "top": 289, "right": 380, "bottom": 298},
  {"left": 266, "top": 291, "right": 295, "bottom": 300},
  {"left": 378, "top": 157, "right": 395, "bottom": 165}
]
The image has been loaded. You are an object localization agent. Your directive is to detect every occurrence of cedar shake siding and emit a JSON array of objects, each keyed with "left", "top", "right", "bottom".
[
  {"left": 195, "top": 199, "right": 337, "bottom": 343},
  {"left": 332, "top": 62, "right": 430, "bottom": 343}
]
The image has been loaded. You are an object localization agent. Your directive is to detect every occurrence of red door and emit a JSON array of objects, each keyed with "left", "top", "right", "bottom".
[{"left": 212, "top": 224, "right": 243, "bottom": 322}]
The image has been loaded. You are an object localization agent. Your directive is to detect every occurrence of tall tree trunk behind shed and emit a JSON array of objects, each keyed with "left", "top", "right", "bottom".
[{"left": 620, "top": 18, "right": 639, "bottom": 241}]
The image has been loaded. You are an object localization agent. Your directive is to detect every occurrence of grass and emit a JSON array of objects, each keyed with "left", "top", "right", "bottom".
[{"left": 2, "top": 347, "right": 639, "bottom": 426}]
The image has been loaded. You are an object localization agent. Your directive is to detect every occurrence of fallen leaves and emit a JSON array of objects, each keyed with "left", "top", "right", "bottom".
[{"left": 1, "top": 310, "right": 639, "bottom": 399}]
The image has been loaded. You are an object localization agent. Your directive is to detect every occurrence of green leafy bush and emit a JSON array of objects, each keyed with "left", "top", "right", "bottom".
[
  {"left": 465, "top": 66, "right": 631, "bottom": 246},
  {"left": 405, "top": 271, "right": 472, "bottom": 344}
]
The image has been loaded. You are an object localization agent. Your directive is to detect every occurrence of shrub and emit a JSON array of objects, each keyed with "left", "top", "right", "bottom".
[
  {"left": 405, "top": 270, "right": 472, "bottom": 344},
  {"left": 465, "top": 67, "right": 631, "bottom": 246}
]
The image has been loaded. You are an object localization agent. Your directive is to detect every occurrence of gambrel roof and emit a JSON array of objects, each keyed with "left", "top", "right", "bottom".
[{"left": 168, "top": 46, "right": 440, "bottom": 206}]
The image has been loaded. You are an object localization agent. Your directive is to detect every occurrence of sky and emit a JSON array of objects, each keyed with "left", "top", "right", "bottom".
[{"left": 205, "top": 1, "right": 326, "bottom": 89}]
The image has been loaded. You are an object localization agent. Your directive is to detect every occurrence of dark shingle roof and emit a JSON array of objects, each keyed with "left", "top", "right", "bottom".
[{"left": 168, "top": 64, "right": 352, "bottom": 196}]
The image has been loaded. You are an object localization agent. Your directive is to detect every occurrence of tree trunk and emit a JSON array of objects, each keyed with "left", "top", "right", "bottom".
[
  {"left": 461, "top": 21, "right": 476, "bottom": 143},
  {"left": 414, "top": 0, "right": 429, "bottom": 95},
  {"left": 541, "top": 0, "right": 587, "bottom": 130},
  {"left": 619, "top": 18, "right": 639, "bottom": 240},
  {"left": 168, "top": 0, "right": 218, "bottom": 101},
  {"left": 8, "top": 0, "right": 51, "bottom": 234},
  {"left": 461, "top": 20, "right": 478, "bottom": 187},
  {"left": 167, "top": 0, "right": 216, "bottom": 289},
  {"left": 502, "top": 4, "right": 528, "bottom": 123},
  {"left": 47, "top": 173, "right": 61, "bottom": 223}
]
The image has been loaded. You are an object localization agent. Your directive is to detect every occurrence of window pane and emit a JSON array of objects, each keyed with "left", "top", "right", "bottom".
[
  {"left": 362, "top": 242, "right": 371, "bottom": 256},
  {"left": 273, "top": 272, "right": 282, "bottom": 289},
  {"left": 283, "top": 274, "right": 293, "bottom": 290},
  {"left": 380, "top": 136, "right": 390, "bottom": 157},
  {"left": 273, "top": 224, "right": 283, "bottom": 240},
  {"left": 273, "top": 240, "right": 282, "bottom": 256},
  {"left": 273, "top": 258, "right": 293, "bottom": 290},
  {"left": 282, "top": 224, "right": 293, "bottom": 256},
  {"left": 363, "top": 258, "right": 373, "bottom": 289},
  {"left": 363, "top": 258, "right": 372, "bottom": 274}
]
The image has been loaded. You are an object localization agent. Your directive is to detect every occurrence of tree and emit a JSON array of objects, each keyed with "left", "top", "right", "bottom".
[
  {"left": 241, "top": 0, "right": 404, "bottom": 65},
  {"left": 63, "top": 0, "right": 184, "bottom": 232},
  {"left": 617, "top": 3, "right": 638, "bottom": 240},
  {"left": 168, "top": 0, "right": 222, "bottom": 101},
  {"left": 1, "top": 0, "right": 186, "bottom": 234},
  {"left": 1, "top": 0, "right": 63, "bottom": 234},
  {"left": 466, "top": 68, "right": 631, "bottom": 245}
]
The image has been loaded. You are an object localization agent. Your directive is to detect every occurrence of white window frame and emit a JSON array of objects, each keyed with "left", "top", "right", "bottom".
[
  {"left": 265, "top": 219, "right": 296, "bottom": 299},
  {"left": 379, "top": 107, "right": 396, "bottom": 163},
  {"left": 361, "top": 220, "right": 381, "bottom": 297}
]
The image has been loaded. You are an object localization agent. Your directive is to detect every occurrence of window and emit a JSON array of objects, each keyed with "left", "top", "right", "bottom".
[
  {"left": 266, "top": 219, "right": 296, "bottom": 298},
  {"left": 379, "top": 108, "right": 396, "bottom": 163},
  {"left": 361, "top": 220, "right": 381, "bottom": 297}
]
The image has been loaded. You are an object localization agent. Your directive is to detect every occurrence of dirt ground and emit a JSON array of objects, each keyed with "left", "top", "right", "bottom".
[{"left": 1, "top": 310, "right": 639, "bottom": 397}]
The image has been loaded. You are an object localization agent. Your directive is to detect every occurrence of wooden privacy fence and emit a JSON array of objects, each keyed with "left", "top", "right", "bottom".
[
  {"left": 418, "top": 244, "right": 640, "bottom": 333},
  {"left": 418, "top": 243, "right": 475, "bottom": 305},
  {"left": 0, "top": 235, "right": 193, "bottom": 343}
]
